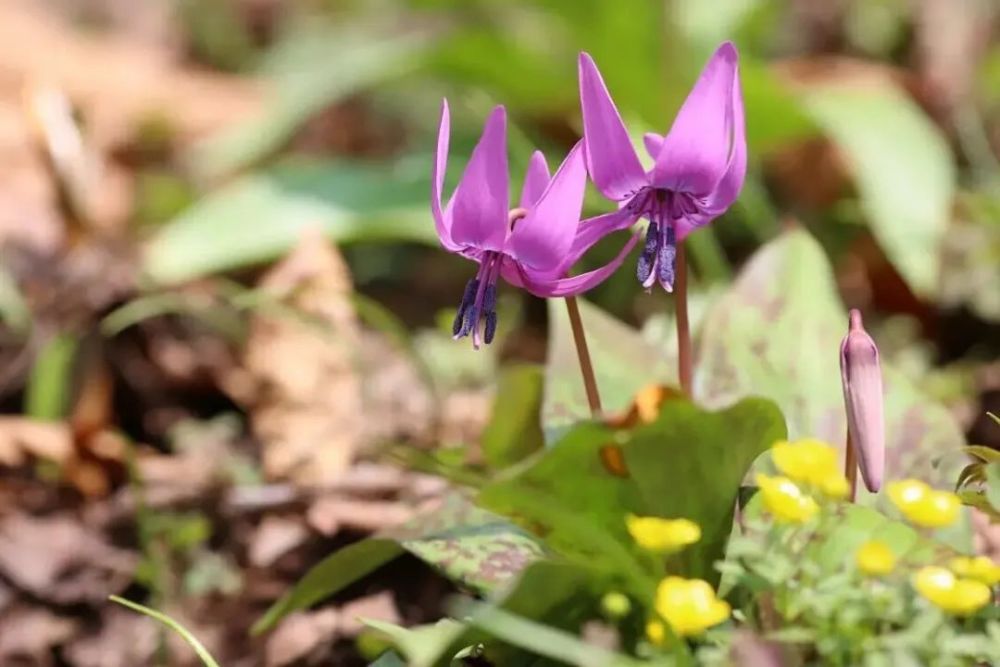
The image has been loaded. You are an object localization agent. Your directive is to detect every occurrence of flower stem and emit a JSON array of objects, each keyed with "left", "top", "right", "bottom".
[
  {"left": 564, "top": 296, "right": 602, "bottom": 416},
  {"left": 845, "top": 429, "right": 858, "bottom": 502},
  {"left": 675, "top": 243, "right": 693, "bottom": 396}
]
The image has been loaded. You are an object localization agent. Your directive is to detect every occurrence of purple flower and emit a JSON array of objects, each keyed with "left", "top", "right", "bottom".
[
  {"left": 578, "top": 42, "right": 746, "bottom": 291},
  {"left": 433, "top": 101, "right": 637, "bottom": 348},
  {"left": 840, "top": 309, "right": 885, "bottom": 492}
]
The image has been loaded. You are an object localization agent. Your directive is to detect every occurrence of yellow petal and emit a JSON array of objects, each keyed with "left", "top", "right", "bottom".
[
  {"left": 855, "top": 540, "right": 896, "bottom": 576},
  {"left": 626, "top": 515, "right": 701, "bottom": 552}
]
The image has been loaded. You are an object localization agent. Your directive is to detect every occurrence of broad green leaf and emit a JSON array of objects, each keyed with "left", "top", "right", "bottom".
[
  {"left": 696, "top": 229, "right": 965, "bottom": 488},
  {"left": 191, "top": 21, "right": 426, "bottom": 178},
  {"left": 363, "top": 618, "right": 466, "bottom": 667},
  {"left": 143, "top": 161, "right": 435, "bottom": 285},
  {"left": 254, "top": 494, "right": 542, "bottom": 634},
  {"left": 110, "top": 596, "right": 221, "bottom": 667},
  {"left": 25, "top": 333, "right": 78, "bottom": 420},
  {"left": 985, "top": 462, "right": 1000, "bottom": 511},
  {"left": 481, "top": 364, "right": 545, "bottom": 469},
  {"left": 544, "top": 298, "right": 673, "bottom": 435},
  {"left": 802, "top": 86, "right": 955, "bottom": 297},
  {"left": 812, "top": 505, "right": 928, "bottom": 572},
  {"left": 480, "top": 396, "right": 786, "bottom": 585},
  {"left": 369, "top": 651, "right": 407, "bottom": 667}
]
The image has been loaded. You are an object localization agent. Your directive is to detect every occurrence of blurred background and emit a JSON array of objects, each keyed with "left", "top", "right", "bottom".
[{"left": 0, "top": 0, "right": 997, "bottom": 664}]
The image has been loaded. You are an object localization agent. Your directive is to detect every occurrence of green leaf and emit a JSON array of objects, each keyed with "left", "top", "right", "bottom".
[
  {"left": 544, "top": 298, "right": 673, "bottom": 436},
  {"left": 144, "top": 160, "right": 435, "bottom": 285},
  {"left": 985, "top": 462, "right": 1000, "bottom": 511},
  {"left": 109, "top": 596, "right": 220, "bottom": 667},
  {"left": 25, "top": 333, "right": 78, "bottom": 420},
  {"left": 368, "top": 651, "right": 407, "bottom": 667},
  {"left": 812, "top": 505, "right": 928, "bottom": 572},
  {"left": 254, "top": 495, "right": 542, "bottom": 634},
  {"left": 802, "top": 86, "right": 955, "bottom": 297},
  {"left": 957, "top": 445, "right": 1000, "bottom": 463},
  {"left": 480, "top": 396, "right": 786, "bottom": 585},
  {"left": 0, "top": 264, "right": 29, "bottom": 333},
  {"left": 481, "top": 364, "right": 545, "bottom": 469},
  {"left": 363, "top": 618, "right": 466, "bottom": 667},
  {"left": 696, "top": 229, "right": 965, "bottom": 487},
  {"left": 191, "top": 21, "right": 426, "bottom": 178}
]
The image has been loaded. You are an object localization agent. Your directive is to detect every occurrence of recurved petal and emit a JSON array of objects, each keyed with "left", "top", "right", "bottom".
[
  {"left": 507, "top": 142, "right": 587, "bottom": 273},
  {"left": 643, "top": 132, "right": 664, "bottom": 161},
  {"left": 516, "top": 230, "right": 639, "bottom": 297},
  {"left": 578, "top": 52, "right": 647, "bottom": 200},
  {"left": 549, "top": 208, "right": 637, "bottom": 276},
  {"left": 840, "top": 310, "right": 885, "bottom": 492},
  {"left": 651, "top": 42, "right": 741, "bottom": 196},
  {"left": 702, "top": 58, "right": 747, "bottom": 216},
  {"left": 449, "top": 105, "right": 510, "bottom": 252},
  {"left": 519, "top": 150, "right": 551, "bottom": 209},
  {"left": 432, "top": 99, "right": 461, "bottom": 251}
]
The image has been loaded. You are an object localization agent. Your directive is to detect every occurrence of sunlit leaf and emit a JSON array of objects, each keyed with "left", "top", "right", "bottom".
[
  {"left": 544, "top": 299, "right": 673, "bottom": 437},
  {"left": 144, "top": 160, "right": 435, "bottom": 285},
  {"left": 802, "top": 86, "right": 956, "bottom": 297},
  {"left": 696, "top": 229, "right": 965, "bottom": 489},
  {"left": 481, "top": 364, "right": 545, "bottom": 469},
  {"left": 254, "top": 494, "right": 542, "bottom": 634}
]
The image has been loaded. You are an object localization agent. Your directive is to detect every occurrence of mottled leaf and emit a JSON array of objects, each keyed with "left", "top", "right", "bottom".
[
  {"left": 544, "top": 298, "right": 673, "bottom": 436},
  {"left": 254, "top": 495, "right": 542, "bottom": 634},
  {"left": 696, "top": 229, "right": 965, "bottom": 488},
  {"left": 803, "top": 86, "right": 955, "bottom": 297},
  {"left": 480, "top": 396, "right": 786, "bottom": 585},
  {"left": 481, "top": 364, "right": 545, "bottom": 469},
  {"left": 144, "top": 161, "right": 434, "bottom": 285},
  {"left": 985, "top": 462, "right": 1000, "bottom": 511}
]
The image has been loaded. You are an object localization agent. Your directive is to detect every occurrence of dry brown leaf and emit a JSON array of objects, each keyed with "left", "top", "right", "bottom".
[
  {"left": 63, "top": 606, "right": 158, "bottom": 667},
  {"left": 0, "top": 417, "right": 73, "bottom": 467},
  {"left": 0, "top": 514, "right": 136, "bottom": 604},
  {"left": 339, "top": 591, "right": 400, "bottom": 637},
  {"left": 249, "top": 515, "right": 310, "bottom": 568},
  {"left": 0, "top": 604, "right": 78, "bottom": 665},
  {"left": 265, "top": 609, "right": 340, "bottom": 667},
  {"left": 236, "top": 230, "right": 364, "bottom": 486},
  {"left": 306, "top": 497, "right": 414, "bottom": 537}
]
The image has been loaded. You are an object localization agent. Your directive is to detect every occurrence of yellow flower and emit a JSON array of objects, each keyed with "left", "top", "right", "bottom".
[
  {"left": 817, "top": 470, "right": 850, "bottom": 500},
  {"left": 855, "top": 540, "right": 896, "bottom": 576},
  {"left": 913, "top": 566, "right": 992, "bottom": 616},
  {"left": 654, "top": 577, "right": 731, "bottom": 637},
  {"left": 755, "top": 473, "right": 819, "bottom": 523},
  {"left": 887, "top": 480, "right": 960, "bottom": 528},
  {"left": 948, "top": 556, "right": 1000, "bottom": 586},
  {"left": 626, "top": 515, "right": 701, "bottom": 552},
  {"left": 771, "top": 439, "right": 840, "bottom": 484},
  {"left": 645, "top": 619, "right": 666, "bottom": 645}
]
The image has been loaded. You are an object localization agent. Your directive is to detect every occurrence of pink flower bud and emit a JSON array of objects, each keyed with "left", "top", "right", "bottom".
[{"left": 839, "top": 309, "right": 885, "bottom": 492}]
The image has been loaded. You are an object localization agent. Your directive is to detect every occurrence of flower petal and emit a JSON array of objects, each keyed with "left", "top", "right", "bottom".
[
  {"left": 507, "top": 142, "right": 587, "bottom": 273},
  {"left": 519, "top": 150, "right": 551, "bottom": 209},
  {"left": 578, "top": 52, "right": 646, "bottom": 200},
  {"left": 516, "top": 231, "right": 639, "bottom": 297},
  {"left": 702, "top": 57, "right": 746, "bottom": 216},
  {"left": 643, "top": 132, "right": 664, "bottom": 160},
  {"left": 651, "top": 42, "right": 740, "bottom": 196},
  {"left": 840, "top": 310, "right": 885, "bottom": 492},
  {"left": 449, "top": 105, "right": 510, "bottom": 252},
  {"left": 432, "top": 99, "right": 461, "bottom": 251},
  {"left": 549, "top": 208, "right": 637, "bottom": 276}
]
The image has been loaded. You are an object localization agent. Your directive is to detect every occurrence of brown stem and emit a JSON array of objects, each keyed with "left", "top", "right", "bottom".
[
  {"left": 675, "top": 243, "right": 693, "bottom": 396},
  {"left": 845, "top": 429, "right": 858, "bottom": 502},
  {"left": 564, "top": 296, "right": 602, "bottom": 416}
]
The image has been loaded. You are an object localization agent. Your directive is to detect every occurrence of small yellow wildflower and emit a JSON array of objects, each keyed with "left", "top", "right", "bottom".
[
  {"left": 887, "top": 480, "right": 960, "bottom": 528},
  {"left": 626, "top": 515, "right": 701, "bottom": 552},
  {"left": 817, "top": 470, "right": 850, "bottom": 500},
  {"left": 645, "top": 619, "right": 666, "bottom": 645},
  {"left": 948, "top": 556, "right": 1000, "bottom": 586},
  {"left": 655, "top": 577, "right": 731, "bottom": 637},
  {"left": 855, "top": 540, "right": 896, "bottom": 576},
  {"left": 913, "top": 566, "right": 992, "bottom": 616},
  {"left": 601, "top": 592, "right": 631, "bottom": 618},
  {"left": 755, "top": 473, "right": 819, "bottom": 523},
  {"left": 771, "top": 438, "right": 840, "bottom": 485}
]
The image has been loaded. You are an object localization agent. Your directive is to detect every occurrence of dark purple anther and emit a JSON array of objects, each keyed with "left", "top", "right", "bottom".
[{"left": 452, "top": 278, "right": 479, "bottom": 336}]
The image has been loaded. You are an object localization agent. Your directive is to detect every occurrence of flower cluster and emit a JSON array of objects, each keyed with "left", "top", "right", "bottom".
[
  {"left": 755, "top": 438, "right": 850, "bottom": 524},
  {"left": 434, "top": 43, "right": 746, "bottom": 346},
  {"left": 886, "top": 479, "right": 961, "bottom": 528}
]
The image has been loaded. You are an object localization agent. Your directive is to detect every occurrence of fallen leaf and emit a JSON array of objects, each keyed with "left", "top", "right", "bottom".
[
  {"left": 0, "top": 604, "right": 77, "bottom": 665},
  {"left": 63, "top": 606, "right": 158, "bottom": 667},
  {"left": 249, "top": 516, "right": 310, "bottom": 568},
  {"left": 238, "top": 230, "right": 364, "bottom": 485},
  {"left": 0, "top": 514, "right": 136, "bottom": 604},
  {"left": 265, "top": 609, "right": 340, "bottom": 667},
  {"left": 307, "top": 497, "right": 415, "bottom": 537},
  {"left": 0, "top": 416, "right": 72, "bottom": 467}
]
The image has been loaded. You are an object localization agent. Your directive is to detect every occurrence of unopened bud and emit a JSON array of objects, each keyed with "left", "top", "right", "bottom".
[{"left": 839, "top": 309, "right": 885, "bottom": 492}]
